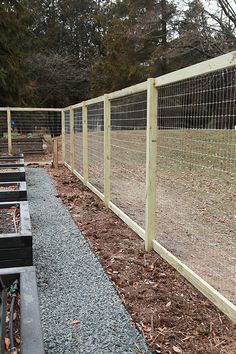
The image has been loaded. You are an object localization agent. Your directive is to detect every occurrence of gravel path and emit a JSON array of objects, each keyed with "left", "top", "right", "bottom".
[{"left": 27, "top": 168, "right": 151, "bottom": 354}]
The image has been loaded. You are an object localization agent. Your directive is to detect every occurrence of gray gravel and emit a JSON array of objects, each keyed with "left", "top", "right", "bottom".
[{"left": 27, "top": 168, "right": 151, "bottom": 354}]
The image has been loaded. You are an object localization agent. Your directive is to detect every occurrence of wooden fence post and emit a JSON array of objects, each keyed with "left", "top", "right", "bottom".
[
  {"left": 7, "top": 108, "right": 12, "bottom": 155},
  {"left": 83, "top": 102, "right": 88, "bottom": 185},
  {"left": 145, "top": 78, "right": 158, "bottom": 251},
  {"left": 104, "top": 94, "right": 111, "bottom": 207},
  {"left": 70, "top": 107, "right": 75, "bottom": 170},
  {"left": 61, "top": 110, "right": 65, "bottom": 163},
  {"left": 53, "top": 138, "right": 58, "bottom": 168}
]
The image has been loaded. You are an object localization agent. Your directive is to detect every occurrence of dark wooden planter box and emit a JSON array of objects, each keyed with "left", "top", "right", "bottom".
[
  {"left": 0, "top": 182, "right": 27, "bottom": 202},
  {"left": 0, "top": 166, "right": 26, "bottom": 182},
  {"left": 0, "top": 137, "right": 45, "bottom": 154},
  {"left": 0, "top": 201, "right": 32, "bottom": 268},
  {"left": 0, "top": 157, "right": 24, "bottom": 168},
  {"left": 0, "top": 266, "right": 44, "bottom": 354},
  {"left": 0, "top": 153, "right": 24, "bottom": 161}
]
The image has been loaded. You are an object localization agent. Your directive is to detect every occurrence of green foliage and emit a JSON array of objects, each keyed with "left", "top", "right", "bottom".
[
  {"left": 0, "top": 0, "right": 235, "bottom": 106},
  {"left": 0, "top": 0, "right": 33, "bottom": 106}
]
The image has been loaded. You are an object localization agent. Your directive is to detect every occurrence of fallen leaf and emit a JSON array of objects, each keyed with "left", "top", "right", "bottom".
[
  {"left": 173, "top": 346, "right": 182, "bottom": 353},
  {"left": 5, "top": 337, "right": 10, "bottom": 350},
  {"left": 71, "top": 320, "right": 80, "bottom": 325},
  {"left": 15, "top": 335, "right": 21, "bottom": 344}
]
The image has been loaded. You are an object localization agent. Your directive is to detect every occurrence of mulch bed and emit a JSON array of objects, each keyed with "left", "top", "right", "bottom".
[{"left": 50, "top": 166, "right": 236, "bottom": 354}]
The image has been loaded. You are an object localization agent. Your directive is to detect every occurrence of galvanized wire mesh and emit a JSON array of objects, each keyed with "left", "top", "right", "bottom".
[
  {"left": 65, "top": 110, "right": 70, "bottom": 165},
  {"left": 74, "top": 107, "right": 83, "bottom": 176},
  {"left": 111, "top": 92, "right": 147, "bottom": 228},
  {"left": 87, "top": 102, "right": 104, "bottom": 193},
  {"left": 156, "top": 66, "right": 236, "bottom": 303},
  {"left": 0, "top": 111, "right": 7, "bottom": 154},
  {"left": 1, "top": 110, "right": 61, "bottom": 159}
]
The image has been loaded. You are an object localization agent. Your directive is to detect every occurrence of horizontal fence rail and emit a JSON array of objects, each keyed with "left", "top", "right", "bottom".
[{"left": 1, "top": 50, "right": 236, "bottom": 323}]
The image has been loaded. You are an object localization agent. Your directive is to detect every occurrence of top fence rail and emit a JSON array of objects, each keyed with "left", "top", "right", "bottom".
[{"left": 65, "top": 50, "right": 236, "bottom": 110}]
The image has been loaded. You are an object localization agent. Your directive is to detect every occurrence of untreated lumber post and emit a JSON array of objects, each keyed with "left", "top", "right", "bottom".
[
  {"left": 53, "top": 138, "right": 58, "bottom": 168},
  {"left": 70, "top": 107, "right": 75, "bottom": 170},
  {"left": 104, "top": 94, "right": 111, "bottom": 207},
  {"left": 145, "top": 78, "right": 158, "bottom": 251},
  {"left": 83, "top": 102, "right": 88, "bottom": 185},
  {"left": 61, "top": 110, "right": 65, "bottom": 163},
  {"left": 7, "top": 107, "right": 12, "bottom": 155}
]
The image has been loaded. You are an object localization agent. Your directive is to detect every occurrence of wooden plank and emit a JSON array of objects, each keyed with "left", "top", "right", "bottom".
[
  {"left": 87, "top": 182, "right": 104, "bottom": 201},
  {"left": 104, "top": 94, "right": 111, "bottom": 207},
  {"left": 5, "top": 107, "right": 63, "bottom": 112},
  {"left": 109, "top": 202, "right": 145, "bottom": 240},
  {"left": 82, "top": 103, "right": 88, "bottom": 185},
  {"left": 85, "top": 95, "right": 104, "bottom": 106},
  {"left": 156, "top": 50, "right": 236, "bottom": 87},
  {"left": 73, "top": 169, "right": 84, "bottom": 184},
  {"left": 7, "top": 108, "right": 12, "bottom": 155},
  {"left": 61, "top": 110, "right": 66, "bottom": 163},
  {"left": 64, "top": 161, "right": 72, "bottom": 171},
  {"left": 152, "top": 240, "right": 236, "bottom": 323},
  {"left": 108, "top": 81, "right": 147, "bottom": 100},
  {"left": 145, "top": 78, "right": 157, "bottom": 251},
  {"left": 70, "top": 107, "right": 75, "bottom": 170}
]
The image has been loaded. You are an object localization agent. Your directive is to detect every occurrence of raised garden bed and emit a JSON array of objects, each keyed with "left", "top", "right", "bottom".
[
  {"left": 0, "top": 154, "right": 24, "bottom": 161},
  {"left": 0, "top": 202, "right": 32, "bottom": 268},
  {"left": 0, "top": 157, "right": 24, "bottom": 168},
  {"left": 0, "top": 167, "right": 25, "bottom": 182},
  {"left": 0, "top": 266, "right": 44, "bottom": 354},
  {"left": 0, "top": 137, "right": 45, "bottom": 155},
  {"left": 0, "top": 182, "right": 27, "bottom": 202}
]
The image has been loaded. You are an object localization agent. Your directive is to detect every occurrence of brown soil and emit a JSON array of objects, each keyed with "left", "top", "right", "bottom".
[
  {"left": 0, "top": 207, "right": 20, "bottom": 234},
  {"left": 49, "top": 166, "right": 236, "bottom": 354},
  {"left": 0, "top": 168, "right": 20, "bottom": 172},
  {"left": 0, "top": 185, "right": 17, "bottom": 191}
]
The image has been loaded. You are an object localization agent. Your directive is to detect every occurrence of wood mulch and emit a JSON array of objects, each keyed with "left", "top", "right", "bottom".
[{"left": 50, "top": 166, "right": 236, "bottom": 354}]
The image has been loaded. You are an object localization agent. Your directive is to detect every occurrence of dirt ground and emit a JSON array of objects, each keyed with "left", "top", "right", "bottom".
[{"left": 49, "top": 165, "right": 236, "bottom": 354}]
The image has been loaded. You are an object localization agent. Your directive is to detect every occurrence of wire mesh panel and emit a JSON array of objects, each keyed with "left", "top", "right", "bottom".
[
  {"left": 87, "top": 102, "right": 104, "bottom": 193},
  {"left": 156, "top": 66, "right": 236, "bottom": 303},
  {"left": 74, "top": 107, "right": 83, "bottom": 176},
  {"left": 0, "top": 111, "right": 7, "bottom": 154},
  {"left": 65, "top": 110, "right": 70, "bottom": 165},
  {"left": 111, "top": 92, "right": 147, "bottom": 228},
  {"left": 7, "top": 110, "right": 61, "bottom": 160}
]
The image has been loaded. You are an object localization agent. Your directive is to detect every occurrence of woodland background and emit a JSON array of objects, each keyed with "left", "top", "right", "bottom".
[{"left": 0, "top": 0, "right": 235, "bottom": 108}]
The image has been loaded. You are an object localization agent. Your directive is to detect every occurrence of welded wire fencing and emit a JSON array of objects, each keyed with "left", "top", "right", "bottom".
[
  {"left": 61, "top": 51, "right": 236, "bottom": 322},
  {"left": 110, "top": 92, "right": 147, "bottom": 228},
  {"left": 1, "top": 51, "right": 236, "bottom": 322},
  {"left": 87, "top": 102, "right": 104, "bottom": 193},
  {"left": 0, "top": 109, "right": 62, "bottom": 160},
  {"left": 156, "top": 65, "right": 236, "bottom": 305}
]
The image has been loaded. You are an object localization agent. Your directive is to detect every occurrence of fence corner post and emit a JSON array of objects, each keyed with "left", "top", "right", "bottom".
[
  {"left": 145, "top": 78, "right": 158, "bottom": 252},
  {"left": 61, "top": 110, "right": 65, "bottom": 164},
  {"left": 7, "top": 107, "right": 12, "bottom": 155},
  {"left": 104, "top": 94, "right": 111, "bottom": 207},
  {"left": 82, "top": 102, "right": 88, "bottom": 185},
  {"left": 70, "top": 106, "right": 75, "bottom": 171}
]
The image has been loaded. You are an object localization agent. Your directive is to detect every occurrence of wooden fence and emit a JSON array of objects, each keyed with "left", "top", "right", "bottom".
[{"left": 1, "top": 50, "right": 236, "bottom": 323}]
